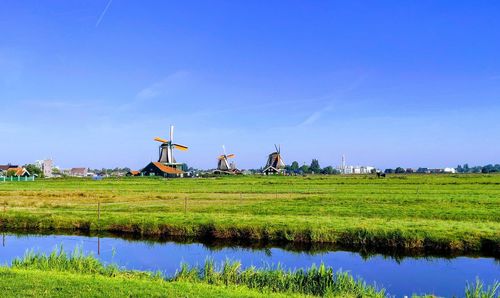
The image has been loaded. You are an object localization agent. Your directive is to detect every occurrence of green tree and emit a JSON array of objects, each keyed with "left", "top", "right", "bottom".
[
  {"left": 309, "top": 159, "right": 321, "bottom": 174},
  {"left": 395, "top": 167, "right": 405, "bottom": 174},
  {"left": 24, "top": 164, "right": 43, "bottom": 178},
  {"left": 300, "top": 164, "right": 310, "bottom": 174},
  {"left": 322, "top": 166, "right": 334, "bottom": 175},
  {"left": 290, "top": 161, "right": 299, "bottom": 172}
]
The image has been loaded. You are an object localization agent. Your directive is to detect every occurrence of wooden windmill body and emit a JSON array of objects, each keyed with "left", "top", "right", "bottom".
[
  {"left": 214, "top": 145, "right": 239, "bottom": 174},
  {"left": 263, "top": 145, "right": 285, "bottom": 175},
  {"left": 153, "top": 125, "right": 188, "bottom": 170}
]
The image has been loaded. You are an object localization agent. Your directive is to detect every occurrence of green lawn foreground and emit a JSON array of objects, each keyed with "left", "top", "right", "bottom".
[
  {"left": 0, "top": 268, "right": 295, "bottom": 298},
  {"left": 0, "top": 174, "right": 499, "bottom": 253}
]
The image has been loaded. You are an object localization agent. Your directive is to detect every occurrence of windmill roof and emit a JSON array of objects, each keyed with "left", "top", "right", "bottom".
[{"left": 151, "top": 162, "right": 184, "bottom": 174}]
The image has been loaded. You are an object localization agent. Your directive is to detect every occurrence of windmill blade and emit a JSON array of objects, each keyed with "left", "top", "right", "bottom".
[
  {"left": 277, "top": 155, "right": 285, "bottom": 167},
  {"left": 173, "top": 144, "right": 188, "bottom": 151},
  {"left": 170, "top": 125, "right": 174, "bottom": 142},
  {"left": 226, "top": 154, "right": 235, "bottom": 159},
  {"left": 222, "top": 145, "right": 227, "bottom": 155},
  {"left": 218, "top": 155, "right": 225, "bottom": 160},
  {"left": 154, "top": 137, "right": 168, "bottom": 143},
  {"left": 274, "top": 144, "right": 279, "bottom": 153}
]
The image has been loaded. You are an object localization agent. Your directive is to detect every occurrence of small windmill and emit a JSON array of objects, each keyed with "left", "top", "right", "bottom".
[
  {"left": 154, "top": 125, "right": 188, "bottom": 168},
  {"left": 217, "top": 145, "right": 236, "bottom": 172},
  {"left": 263, "top": 144, "right": 285, "bottom": 175}
]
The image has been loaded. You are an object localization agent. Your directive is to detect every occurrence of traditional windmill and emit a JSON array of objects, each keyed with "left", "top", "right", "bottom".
[
  {"left": 153, "top": 125, "right": 188, "bottom": 169},
  {"left": 216, "top": 145, "right": 238, "bottom": 174},
  {"left": 263, "top": 145, "right": 286, "bottom": 175}
]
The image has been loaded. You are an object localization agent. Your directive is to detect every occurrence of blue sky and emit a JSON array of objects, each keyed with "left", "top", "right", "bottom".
[{"left": 1, "top": 1, "right": 499, "bottom": 170}]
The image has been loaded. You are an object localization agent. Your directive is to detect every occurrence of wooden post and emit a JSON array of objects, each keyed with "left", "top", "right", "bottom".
[{"left": 97, "top": 201, "right": 101, "bottom": 227}]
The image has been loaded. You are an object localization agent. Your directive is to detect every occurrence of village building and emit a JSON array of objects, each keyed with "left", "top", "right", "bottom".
[
  {"left": 126, "top": 170, "right": 141, "bottom": 176},
  {"left": 141, "top": 162, "right": 184, "bottom": 178},
  {"left": 443, "top": 167, "right": 457, "bottom": 174},
  {"left": 0, "top": 164, "right": 19, "bottom": 173},
  {"left": 6, "top": 167, "right": 31, "bottom": 177},
  {"left": 35, "top": 159, "right": 53, "bottom": 178},
  {"left": 69, "top": 168, "right": 88, "bottom": 177}
]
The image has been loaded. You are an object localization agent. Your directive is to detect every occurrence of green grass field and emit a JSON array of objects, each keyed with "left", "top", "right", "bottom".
[{"left": 0, "top": 174, "right": 499, "bottom": 254}]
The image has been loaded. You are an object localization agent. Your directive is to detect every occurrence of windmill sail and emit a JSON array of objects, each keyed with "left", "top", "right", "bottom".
[
  {"left": 155, "top": 125, "right": 188, "bottom": 165},
  {"left": 216, "top": 145, "right": 238, "bottom": 173}
]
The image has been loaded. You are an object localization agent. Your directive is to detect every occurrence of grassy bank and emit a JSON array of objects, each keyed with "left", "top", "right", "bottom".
[
  {"left": 1, "top": 249, "right": 384, "bottom": 297},
  {"left": 0, "top": 175, "right": 499, "bottom": 254},
  {"left": 0, "top": 269, "right": 288, "bottom": 298}
]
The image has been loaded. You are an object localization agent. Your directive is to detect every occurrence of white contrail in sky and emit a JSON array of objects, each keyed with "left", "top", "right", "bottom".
[{"left": 95, "top": 0, "right": 113, "bottom": 27}]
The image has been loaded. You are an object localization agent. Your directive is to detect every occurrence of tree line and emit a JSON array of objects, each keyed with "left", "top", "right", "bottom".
[
  {"left": 285, "top": 159, "right": 340, "bottom": 175},
  {"left": 456, "top": 164, "right": 500, "bottom": 173}
]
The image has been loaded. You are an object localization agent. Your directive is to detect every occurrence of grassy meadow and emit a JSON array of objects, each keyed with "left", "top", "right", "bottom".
[{"left": 0, "top": 174, "right": 498, "bottom": 254}]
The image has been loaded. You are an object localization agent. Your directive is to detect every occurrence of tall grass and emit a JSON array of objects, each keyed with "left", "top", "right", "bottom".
[
  {"left": 173, "top": 260, "right": 385, "bottom": 297},
  {"left": 11, "top": 246, "right": 119, "bottom": 276},
  {"left": 465, "top": 279, "right": 499, "bottom": 298},
  {"left": 10, "top": 246, "right": 161, "bottom": 280},
  {"left": 11, "top": 249, "right": 384, "bottom": 296}
]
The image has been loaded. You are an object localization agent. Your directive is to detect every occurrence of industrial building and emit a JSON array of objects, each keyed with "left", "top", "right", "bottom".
[{"left": 337, "top": 155, "right": 376, "bottom": 174}]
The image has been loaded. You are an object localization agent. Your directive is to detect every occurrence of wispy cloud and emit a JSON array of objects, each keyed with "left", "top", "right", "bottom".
[
  {"left": 298, "top": 75, "right": 366, "bottom": 127},
  {"left": 95, "top": 0, "right": 113, "bottom": 27},
  {"left": 135, "top": 71, "right": 190, "bottom": 100},
  {"left": 118, "top": 70, "right": 190, "bottom": 111},
  {"left": 299, "top": 104, "right": 335, "bottom": 126}
]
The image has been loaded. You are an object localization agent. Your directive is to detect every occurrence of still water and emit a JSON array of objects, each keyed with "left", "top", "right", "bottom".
[{"left": 0, "top": 233, "right": 497, "bottom": 297}]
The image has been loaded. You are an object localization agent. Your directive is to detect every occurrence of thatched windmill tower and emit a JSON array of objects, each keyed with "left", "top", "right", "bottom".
[
  {"left": 153, "top": 125, "right": 188, "bottom": 169},
  {"left": 215, "top": 145, "right": 239, "bottom": 174},
  {"left": 263, "top": 145, "right": 285, "bottom": 175}
]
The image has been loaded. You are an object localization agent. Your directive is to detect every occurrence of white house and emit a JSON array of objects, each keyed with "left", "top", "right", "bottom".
[{"left": 443, "top": 167, "right": 456, "bottom": 174}]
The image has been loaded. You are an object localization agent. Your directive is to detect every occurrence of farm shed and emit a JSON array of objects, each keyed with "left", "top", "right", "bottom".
[
  {"left": 141, "top": 162, "right": 184, "bottom": 178},
  {"left": 6, "top": 167, "right": 31, "bottom": 177},
  {"left": 126, "top": 170, "right": 141, "bottom": 176}
]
